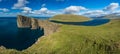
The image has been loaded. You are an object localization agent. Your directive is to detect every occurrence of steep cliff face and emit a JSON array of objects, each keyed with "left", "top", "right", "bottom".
[
  {"left": 17, "top": 15, "right": 59, "bottom": 36},
  {"left": 31, "top": 18, "right": 39, "bottom": 29},
  {"left": 38, "top": 20, "right": 59, "bottom": 36},
  {"left": 17, "top": 15, "right": 31, "bottom": 28}
]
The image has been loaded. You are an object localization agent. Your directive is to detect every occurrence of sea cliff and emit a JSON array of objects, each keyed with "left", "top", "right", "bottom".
[{"left": 17, "top": 15, "right": 59, "bottom": 36}]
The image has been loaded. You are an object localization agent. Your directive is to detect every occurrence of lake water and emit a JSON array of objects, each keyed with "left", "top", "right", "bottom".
[
  {"left": 51, "top": 19, "right": 110, "bottom": 26},
  {"left": 0, "top": 17, "right": 49, "bottom": 50}
]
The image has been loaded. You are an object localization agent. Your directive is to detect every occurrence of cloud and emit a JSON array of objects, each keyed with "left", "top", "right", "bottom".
[
  {"left": 12, "top": 0, "right": 29, "bottom": 9},
  {"left": 22, "top": 7, "right": 32, "bottom": 11},
  {"left": 82, "top": 10, "right": 107, "bottom": 17},
  {"left": 104, "top": 3, "right": 119, "bottom": 11},
  {"left": 0, "top": 8, "right": 9, "bottom": 12},
  {"left": 12, "top": 0, "right": 32, "bottom": 14},
  {"left": 20, "top": 7, "right": 56, "bottom": 16},
  {"left": 22, "top": 7, "right": 32, "bottom": 14},
  {"left": 41, "top": 4, "right": 46, "bottom": 7},
  {"left": 64, "top": 6, "right": 87, "bottom": 14},
  {"left": 32, "top": 7, "right": 56, "bottom": 15},
  {"left": 82, "top": 3, "right": 120, "bottom": 17}
]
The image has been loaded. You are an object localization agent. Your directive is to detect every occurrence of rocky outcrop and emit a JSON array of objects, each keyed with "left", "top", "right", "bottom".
[
  {"left": 17, "top": 15, "right": 31, "bottom": 28},
  {"left": 31, "top": 18, "right": 39, "bottom": 29},
  {"left": 17, "top": 15, "right": 59, "bottom": 36}
]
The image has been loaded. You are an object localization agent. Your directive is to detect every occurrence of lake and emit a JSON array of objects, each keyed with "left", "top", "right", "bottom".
[{"left": 51, "top": 18, "right": 110, "bottom": 26}]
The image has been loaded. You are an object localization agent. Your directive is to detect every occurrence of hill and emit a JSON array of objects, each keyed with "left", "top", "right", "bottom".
[
  {"left": 0, "top": 15, "right": 120, "bottom": 54},
  {"left": 50, "top": 14, "right": 90, "bottom": 22}
]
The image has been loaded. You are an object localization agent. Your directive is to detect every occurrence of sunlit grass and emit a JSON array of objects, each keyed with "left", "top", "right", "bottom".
[
  {"left": 50, "top": 14, "right": 90, "bottom": 22},
  {"left": 0, "top": 15, "right": 120, "bottom": 54},
  {"left": 23, "top": 15, "right": 120, "bottom": 54}
]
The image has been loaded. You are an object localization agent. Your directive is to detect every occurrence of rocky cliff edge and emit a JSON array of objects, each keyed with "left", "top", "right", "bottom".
[{"left": 17, "top": 15, "right": 60, "bottom": 36}]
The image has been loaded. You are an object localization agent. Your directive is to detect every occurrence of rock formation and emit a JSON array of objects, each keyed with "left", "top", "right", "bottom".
[
  {"left": 17, "top": 15, "right": 31, "bottom": 28},
  {"left": 17, "top": 15, "right": 59, "bottom": 36},
  {"left": 31, "top": 18, "right": 39, "bottom": 29}
]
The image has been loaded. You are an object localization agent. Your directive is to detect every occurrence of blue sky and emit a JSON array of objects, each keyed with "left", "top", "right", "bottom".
[{"left": 0, "top": 0, "right": 120, "bottom": 17}]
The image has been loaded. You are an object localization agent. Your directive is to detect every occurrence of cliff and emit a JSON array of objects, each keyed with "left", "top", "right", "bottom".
[
  {"left": 17, "top": 15, "right": 59, "bottom": 36},
  {"left": 17, "top": 15, "right": 31, "bottom": 28}
]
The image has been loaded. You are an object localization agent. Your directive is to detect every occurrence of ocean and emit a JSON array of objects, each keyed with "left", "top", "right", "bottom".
[{"left": 0, "top": 17, "right": 49, "bottom": 50}]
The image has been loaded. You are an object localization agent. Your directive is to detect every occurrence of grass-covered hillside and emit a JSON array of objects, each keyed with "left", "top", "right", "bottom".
[
  {"left": 50, "top": 14, "right": 90, "bottom": 22},
  {"left": 0, "top": 14, "right": 120, "bottom": 54}
]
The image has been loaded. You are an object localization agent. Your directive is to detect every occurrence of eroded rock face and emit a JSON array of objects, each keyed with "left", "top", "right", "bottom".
[
  {"left": 17, "top": 15, "right": 31, "bottom": 28},
  {"left": 38, "top": 20, "right": 59, "bottom": 36},
  {"left": 31, "top": 18, "right": 39, "bottom": 29},
  {"left": 17, "top": 15, "right": 59, "bottom": 36}
]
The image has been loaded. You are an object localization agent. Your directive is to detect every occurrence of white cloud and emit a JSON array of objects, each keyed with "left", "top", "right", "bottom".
[
  {"left": 41, "top": 4, "right": 46, "bottom": 7},
  {"left": 82, "top": 10, "right": 107, "bottom": 17},
  {"left": 12, "top": 0, "right": 32, "bottom": 14},
  {"left": 39, "top": 8, "right": 48, "bottom": 14},
  {"left": 0, "top": 8, "right": 9, "bottom": 12},
  {"left": 104, "top": 3, "right": 119, "bottom": 11},
  {"left": 82, "top": 3, "right": 120, "bottom": 17},
  {"left": 32, "top": 7, "right": 56, "bottom": 15},
  {"left": 64, "top": 6, "right": 87, "bottom": 14},
  {"left": 22, "top": 7, "right": 32, "bottom": 14},
  {"left": 108, "top": 10, "right": 120, "bottom": 16},
  {"left": 12, "top": 0, "right": 29, "bottom": 9},
  {"left": 22, "top": 7, "right": 32, "bottom": 11}
]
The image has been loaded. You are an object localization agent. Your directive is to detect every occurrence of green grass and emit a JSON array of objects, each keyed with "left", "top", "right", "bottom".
[
  {"left": 50, "top": 14, "right": 90, "bottom": 22},
  {"left": 0, "top": 15, "right": 120, "bottom": 54}
]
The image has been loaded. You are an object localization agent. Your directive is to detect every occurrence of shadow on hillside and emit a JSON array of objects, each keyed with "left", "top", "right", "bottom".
[
  {"left": 50, "top": 19, "right": 110, "bottom": 26},
  {"left": 0, "top": 28, "right": 44, "bottom": 51}
]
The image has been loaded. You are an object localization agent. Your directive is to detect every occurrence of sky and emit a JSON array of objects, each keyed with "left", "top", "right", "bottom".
[{"left": 0, "top": 0, "right": 120, "bottom": 17}]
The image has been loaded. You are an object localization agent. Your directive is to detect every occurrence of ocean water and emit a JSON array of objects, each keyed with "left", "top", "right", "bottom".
[{"left": 0, "top": 17, "right": 48, "bottom": 50}]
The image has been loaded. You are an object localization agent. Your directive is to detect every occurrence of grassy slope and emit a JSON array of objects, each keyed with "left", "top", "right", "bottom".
[
  {"left": 50, "top": 14, "right": 90, "bottom": 22},
  {"left": 0, "top": 15, "right": 120, "bottom": 54}
]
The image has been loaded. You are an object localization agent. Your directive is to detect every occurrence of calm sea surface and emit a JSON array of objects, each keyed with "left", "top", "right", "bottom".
[{"left": 0, "top": 17, "right": 49, "bottom": 50}]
